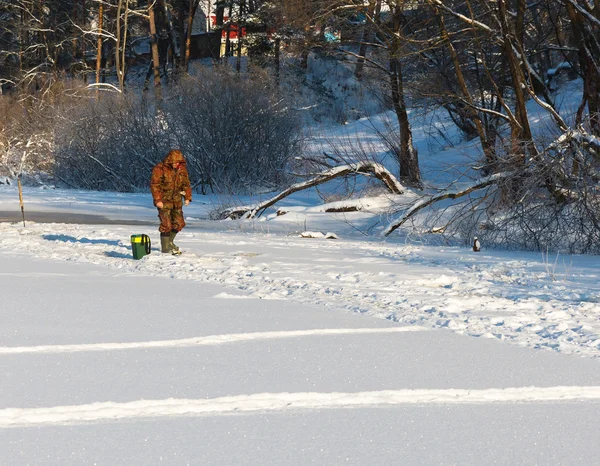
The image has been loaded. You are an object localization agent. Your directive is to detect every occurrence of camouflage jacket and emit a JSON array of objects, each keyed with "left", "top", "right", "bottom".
[{"left": 150, "top": 150, "right": 192, "bottom": 209}]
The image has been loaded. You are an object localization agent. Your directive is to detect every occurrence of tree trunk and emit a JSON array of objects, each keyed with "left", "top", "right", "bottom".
[
  {"left": 300, "top": 25, "right": 310, "bottom": 70},
  {"left": 216, "top": 1, "right": 225, "bottom": 26},
  {"left": 81, "top": 0, "right": 87, "bottom": 82},
  {"left": 436, "top": 11, "right": 495, "bottom": 170},
  {"left": 389, "top": 55, "right": 420, "bottom": 186},
  {"left": 148, "top": 0, "right": 162, "bottom": 99},
  {"left": 19, "top": 9, "right": 24, "bottom": 77},
  {"left": 72, "top": 1, "right": 79, "bottom": 61},
  {"left": 236, "top": 6, "right": 243, "bottom": 72},
  {"left": 497, "top": 0, "right": 536, "bottom": 159},
  {"left": 274, "top": 37, "right": 281, "bottom": 85},
  {"left": 219, "top": 162, "right": 405, "bottom": 220},
  {"left": 388, "top": 6, "right": 420, "bottom": 187},
  {"left": 114, "top": 0, "right": 131, "bottom": 91},
  {"left": 185, "top": 0, "right": 200, "bottom": 72},
  {"left": 116, "top": 0, "right": 124, "bottom": 91},
  {"left": 236, "top": 0, "right": 245, "bottom": 72},
  {"left": 207, "top": 0, "right": 212, "bottom": 31},
  {"left": 177, "top": 4, "right": 186, "bottom": 70},
  {"left": 95, "top": 0, "right": 103, "bottom": 98},
  {"left": 384, "top": 171, "right": 514, "bottom": 237},
  {"left": 160, "top": 0, "right": 177, "bottom": 72},
  {"left": 355, "top": 0, "right": 380, "bottom": 81},
  {"left": 565, "top": 2, "right": 600, "bottom": 135},
  {"left": 224, "top": 1, "right": 233, "bottom": 59},
  {"left": 121, "top": 0, "right": 130, "bottom": 88}
]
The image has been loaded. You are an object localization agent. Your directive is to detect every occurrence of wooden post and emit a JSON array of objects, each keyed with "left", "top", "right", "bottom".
[{"left": 17, "top": 177, "right": 25, "bottom": 227}]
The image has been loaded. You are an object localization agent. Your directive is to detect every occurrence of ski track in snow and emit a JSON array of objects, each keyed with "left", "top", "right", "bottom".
[
  {"left": 0, "top": 327, "right": 427, "bottom": 354},
  {"left": 0, "top": 222, "right": 599, "bottom": 358},
  {"left": 1, "top": 386, "right": 600, "bottom": 428}
]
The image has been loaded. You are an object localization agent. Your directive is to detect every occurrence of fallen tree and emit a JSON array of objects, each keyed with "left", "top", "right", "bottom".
[
  {"left": 217, "top": 162, "right": 405, "bottom": 220},
  {"left": 382, "top": 124, "right": 600, "bottom": 253},
  {"left": 382, "top": 172, "right": 515, "bottom": 237}
]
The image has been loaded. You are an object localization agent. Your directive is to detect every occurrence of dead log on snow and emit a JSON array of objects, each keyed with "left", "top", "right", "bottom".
[{"left": 325, "top": 205, "right": 361, "bottom": 213}]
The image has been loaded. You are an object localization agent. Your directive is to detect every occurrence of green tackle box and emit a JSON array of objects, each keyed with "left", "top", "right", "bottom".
[{"left": 131, "top": 234, "right": 152, "bottom": 260}]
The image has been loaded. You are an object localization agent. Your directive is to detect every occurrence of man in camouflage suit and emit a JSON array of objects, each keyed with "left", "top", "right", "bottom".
[{"left": 150, "top": 149, "right": 192, "bottom": 254}]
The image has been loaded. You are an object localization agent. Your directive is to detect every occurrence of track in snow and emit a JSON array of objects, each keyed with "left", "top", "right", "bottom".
[
  {"left": 0, "top": 327, "right": 427, "bottom": 354},
  {"left": 2, "top": 386, "right": 600, "bottom": 428}
]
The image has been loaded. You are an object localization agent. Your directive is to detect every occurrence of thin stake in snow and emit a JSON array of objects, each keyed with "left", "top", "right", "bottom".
[{"left": 17, "top": 177, "right": 25, "bottom": 227}]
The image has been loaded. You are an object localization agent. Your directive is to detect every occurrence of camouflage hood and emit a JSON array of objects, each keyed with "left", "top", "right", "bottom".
[{"left": 163, "top": 149, "right": 187, "bottom": 167}]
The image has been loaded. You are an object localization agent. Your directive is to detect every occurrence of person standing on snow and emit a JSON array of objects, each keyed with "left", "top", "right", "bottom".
[{"left": 150, "top": 149, "right": 192, "bottom": 254}]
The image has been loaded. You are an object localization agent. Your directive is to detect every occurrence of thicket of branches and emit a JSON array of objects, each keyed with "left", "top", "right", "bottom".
[
  {"left": 53, "top": 68, "right": 302, "bottom": 193},
  {"left": 0, "top": 81, "right": 68, "bottom": 183}
]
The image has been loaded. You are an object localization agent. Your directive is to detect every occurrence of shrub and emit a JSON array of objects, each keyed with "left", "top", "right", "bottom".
[{"left": 53, "top": 68, "right": 303, "bottom": 194}]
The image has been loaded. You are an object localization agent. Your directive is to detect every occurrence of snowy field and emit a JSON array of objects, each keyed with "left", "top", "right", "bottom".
[
  {"left": 1, "top": 183, "right": 600, "bottom": 465},
  {"left": 1, "top": 186, "right": 600, "bottom": 357}
]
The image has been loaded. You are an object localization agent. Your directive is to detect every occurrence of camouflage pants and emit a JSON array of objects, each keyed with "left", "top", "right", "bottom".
[{"left": 157, "top": 207, "right": 186, "bottom": 233}]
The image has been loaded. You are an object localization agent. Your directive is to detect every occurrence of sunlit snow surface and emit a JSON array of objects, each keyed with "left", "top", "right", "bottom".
[
  {"left": 1, "top": 185, "right": 599, "bottom": 358},
  {"left": 1, "top": 185, "right": 600, "bottom": 465}
]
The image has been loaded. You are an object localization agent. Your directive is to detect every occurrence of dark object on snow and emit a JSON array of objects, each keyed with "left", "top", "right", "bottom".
[
  {"left": 131, "top": 234, "right": 152, "bottom": 260},
  {"left": 473, "top": 237, "right": 481, "bottom": 252},
  {"left": 325, "top": 205, "right": 361, "bottom": 213}
]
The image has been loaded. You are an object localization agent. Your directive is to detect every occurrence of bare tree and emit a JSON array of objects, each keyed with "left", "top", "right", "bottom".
[
  {"left": 562, "top": 0, "right": 600, "bottom": 135},
  {"left": 147, "top": 0, "right": 162, "bottom": 97}
]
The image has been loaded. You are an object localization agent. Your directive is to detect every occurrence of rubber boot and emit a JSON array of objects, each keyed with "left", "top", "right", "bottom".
[
  {"left": 169, "top": 230, "right": 181, "bottom": 254},
  {"left": 160, "top": 232, "right": 171, "bottom": 253}
]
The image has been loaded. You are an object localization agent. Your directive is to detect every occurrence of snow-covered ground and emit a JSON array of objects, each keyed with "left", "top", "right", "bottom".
[
  {"left": 1, "top": 183, "right": 600, "bottom": 464},
  {"left": 2, "top": 175, "right": 600, "bottom": 359}
]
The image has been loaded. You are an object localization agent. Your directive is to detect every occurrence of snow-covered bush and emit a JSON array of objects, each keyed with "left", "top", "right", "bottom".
[
  {"left": 54, "top": 94, "right": 168, "bottom": 191},
  {"left": 166, "top": 68, "right": 303, "bottom": 194},
  {"left": 0, "top": 94, "right": 55, "bottom": 183},
  {"left": 53, "top": 68, "right": 303, "bottom": 193}
]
